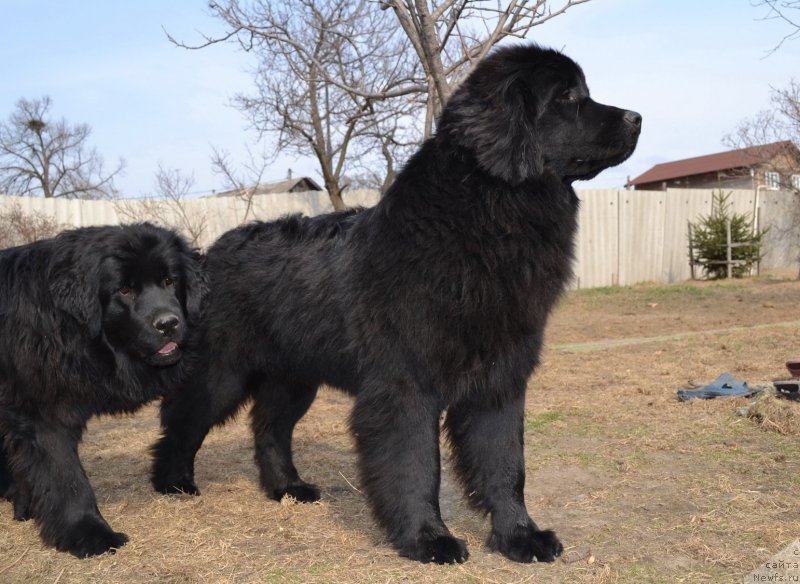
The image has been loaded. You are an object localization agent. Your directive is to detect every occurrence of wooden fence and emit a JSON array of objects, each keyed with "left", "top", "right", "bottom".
[
  {"left": 1, "top": 188, "right": 797, "bottom": 289},
  {"left": 573, "top": 188, "right": 796, "bottom": 288}
]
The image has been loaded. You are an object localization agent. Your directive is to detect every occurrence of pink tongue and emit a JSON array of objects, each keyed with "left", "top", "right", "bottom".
[{"left": 158, "top": 341, "right": 178, "bottom": 355}]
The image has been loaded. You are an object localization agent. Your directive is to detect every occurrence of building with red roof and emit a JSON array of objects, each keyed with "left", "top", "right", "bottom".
[{"left": 627, "top": 141, "right": 800, "bottom": 192}]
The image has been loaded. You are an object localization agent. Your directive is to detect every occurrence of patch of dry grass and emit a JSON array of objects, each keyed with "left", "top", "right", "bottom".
[
  {"left": 2, "top": 277, "right": 800, "bottom": 583},
  {"left": 748, "top": 391, "right": 800, "bottom": 435}
]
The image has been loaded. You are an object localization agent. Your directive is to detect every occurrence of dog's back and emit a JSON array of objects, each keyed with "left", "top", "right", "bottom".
[
  {"left": 210, "top": 208, "right": 364, "bottom": 256},
  {"left": 200, "top": 208, "right": 369, "bottom": 391}
]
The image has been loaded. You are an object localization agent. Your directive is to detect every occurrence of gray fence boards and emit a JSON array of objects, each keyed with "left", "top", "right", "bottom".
[
  {"left": 574, "top": 189, "right": 619, "bottom": 288},
  {"left": 619, "top": 190, "right": 667, "bottom": 286},
  {"left": 1, "top": 187, "right": 796, "bottom": 288}
]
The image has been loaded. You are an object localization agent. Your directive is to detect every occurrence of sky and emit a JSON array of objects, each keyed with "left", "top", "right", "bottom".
[{"left": 1, "top": 0, "right": 798, "bottom": 198}]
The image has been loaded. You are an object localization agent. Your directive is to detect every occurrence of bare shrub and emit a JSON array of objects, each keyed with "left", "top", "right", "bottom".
[
  {"left": 0, "top": 202, "right": 62, "bottom": 249},
  {"left": 114, "top": 165, "right": 207, "bottom": 247}
]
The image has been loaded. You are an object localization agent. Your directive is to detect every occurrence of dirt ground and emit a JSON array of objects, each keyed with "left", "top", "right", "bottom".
[{"left": 1, "top": 276, "right": 799, "bottom": 583}]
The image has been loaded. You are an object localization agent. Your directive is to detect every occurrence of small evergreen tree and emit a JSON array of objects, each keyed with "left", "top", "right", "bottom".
[{"left": 689, "top": 190, "right": 768, "bottom": 279}]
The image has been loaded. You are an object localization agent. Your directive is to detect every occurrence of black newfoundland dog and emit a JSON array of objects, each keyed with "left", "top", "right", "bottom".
[
  {"left": 0, "top": 223, "right": 205, "bottom": 557},
  {"left": 152, "top": 44, "right": 641, "bottom": 564}
]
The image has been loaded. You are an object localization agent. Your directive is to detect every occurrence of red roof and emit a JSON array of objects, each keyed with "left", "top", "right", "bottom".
[{"left": 628, "top": 141, "right": 797, "bottom": 186}]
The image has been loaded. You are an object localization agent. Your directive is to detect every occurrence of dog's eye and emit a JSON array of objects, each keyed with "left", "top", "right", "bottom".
[
  {"left": 163, "top": 277, "right": 174, "bottom": 288},
  {"left": 557, "top": 90, "right": 578, "bottom": 104},
  {"left": 118, "top": 287, "right": 132, "bottom": 296}
]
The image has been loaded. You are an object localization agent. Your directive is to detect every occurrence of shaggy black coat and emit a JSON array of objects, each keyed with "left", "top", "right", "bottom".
[
  {"left": 151, "top": 44, "right": 641, "bottom": 564},
  {"left": 0, "top": 223, "right": 205, "bottom": 557}
]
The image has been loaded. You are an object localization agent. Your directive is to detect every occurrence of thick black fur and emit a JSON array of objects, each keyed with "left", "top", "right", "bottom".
[
  {"left": 151, "top": 44, "right": 641, "bottom": 564},
  {"left": 0, "top": 223, "right": 205, "bottom": 557}
]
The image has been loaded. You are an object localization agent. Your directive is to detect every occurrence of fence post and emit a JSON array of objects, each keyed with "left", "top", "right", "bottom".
[
  {"left": 726, "top": 220, "right": 732, "bottom": 279},
  {"left": 688, "top": 222, "right": 695, "bottom": 280}
]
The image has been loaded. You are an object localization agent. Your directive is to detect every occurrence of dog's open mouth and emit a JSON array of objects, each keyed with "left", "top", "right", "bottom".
[
  {"left": 158, "top": 341, "right": 178, "bottom": 355},
  {"left": 147, "top": 341, "right": 182, "bottom": 366}
]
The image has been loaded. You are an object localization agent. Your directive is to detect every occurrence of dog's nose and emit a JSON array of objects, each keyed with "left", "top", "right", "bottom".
[
  {"left": 153, "top": 313, "right": 180, "bottom": 334},
  {"left": 623, "top": 110, "right": 642, "bottom": 129}
]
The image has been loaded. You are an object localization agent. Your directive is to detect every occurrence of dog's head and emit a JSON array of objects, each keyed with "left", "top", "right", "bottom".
[
  {"left": 48, "top": 223, "right": 207, "bottom": 367},
  {"left": 438, "top": 44, "right": 641, "bottom": 185}
]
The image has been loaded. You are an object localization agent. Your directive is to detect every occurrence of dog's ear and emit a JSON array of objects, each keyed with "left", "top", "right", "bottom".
[
  {"left": 182, "top": 249, "right": 208, "bottom": 324},
  {"left": 440, "top": 68, "right": 544, "bottom": 185},
  {"left": 169, "top": 235, "right": 207, "bottom": 325},
  {"left": 48, "top": 234, "right": 102, "bottom": 337}
]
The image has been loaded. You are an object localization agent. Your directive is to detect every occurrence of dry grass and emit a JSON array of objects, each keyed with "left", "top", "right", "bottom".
[
  {"left": 3, "top": 276, "right": 800, "bottom": 583},
  {"left": 748, "top": 391, "right": 800, "bottom": 435}
]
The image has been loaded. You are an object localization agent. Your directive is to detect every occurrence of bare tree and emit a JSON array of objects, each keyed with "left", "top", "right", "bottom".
[
  {"left": 115, "top": 164, "right": 207, "bottom": 246},
  {"left": 378, "top": 0, "right": 592, "bottom": 135},
  {"left": 153, "top": 165, "right": 208, "bottom": 245},
  {"left": 172, "top": 0, "right": 590, "bottom": 197},
  {"left": 724, "top": 79, "right": 800, "bottom": 194},
  {"left": 0, "top": 202, "right": 63, "bottom": 249},
  {"left": 0, "top": 96, "right": 124, "bottom": 199},
  {"left": 344, "top": 111, "right": 420, "bottom": 193},
  {"left": 725, "top": 79, "right": 800, "bottom": 275},
  {"left": 210, "top": 145, "right": 270, "bottom": 222},
  {"left": 178, "top": 0, "right": 419, "bottom": 210},
  {"left": 202, "top": 1, "right": 591, "bottom": 135},
  {"left": 753, "top": 0, "right": 800, "bottom": 53}
]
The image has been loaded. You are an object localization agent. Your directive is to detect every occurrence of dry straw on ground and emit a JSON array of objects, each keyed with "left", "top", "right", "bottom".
[
  {"left": 748, "top": 390, "right": 800, "bottom": 435},
  {"left": 1, "top": 276, "right": 800, "bottom": 583}
]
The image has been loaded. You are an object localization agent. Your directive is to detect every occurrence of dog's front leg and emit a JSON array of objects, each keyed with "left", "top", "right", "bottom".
[
  {"left": 445, "top": 391, "right": 563, "bottom": 563},
  {"left": 7, "top": 418, "right": 128, "bottom": 557},
  {"left": 351, "top": 381, "right": 469, "bottom": 564}
]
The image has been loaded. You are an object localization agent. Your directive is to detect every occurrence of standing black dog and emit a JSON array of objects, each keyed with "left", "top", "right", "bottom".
[
  {"left": 152, "top": 44, "right": 641, "bottom": 564},
  {"left": 0, "top": 223, "right": 205, "bottom": 557}
]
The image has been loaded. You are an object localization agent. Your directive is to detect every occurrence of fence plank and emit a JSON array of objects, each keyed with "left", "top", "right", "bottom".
[
  {"left": 758, "top": 189, "right": 798, "bottom": 270},
  {"left": 618, "top": 190, "right": 666, "bottom": 286},
  {"left": 662, "top": 189, "right": 714, "bottom": 282},
  {"left": 574, "top": 189, "right": 619, "bottom": 288}
]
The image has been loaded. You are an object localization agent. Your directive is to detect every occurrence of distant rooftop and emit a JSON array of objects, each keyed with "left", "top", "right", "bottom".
[
  {"left": 628, "top": 141, "right": 797, "bottom": 186},
  {"left": 211, "top": 177, "right": 322, "bottom": 197}
]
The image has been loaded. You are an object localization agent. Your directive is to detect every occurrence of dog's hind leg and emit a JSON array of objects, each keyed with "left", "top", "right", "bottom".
[
  {"left": 7, "top": 421, "right": 128, "bottom": 557},
  {"left": 0, "top": 439, "right": 11, "bottom": 496},
  {"left": 351, "top": 382, "right": 469, "bottom": 564},
  {"left": 0, "top": 439, "right": 30, "bottom": 520},
  {"left": 151, "top": 366, "right": 248, "bottom": 495},
  {"left": 10, "top": 483, "right": 32, "bottom": 521},
  {"left": 251, "top": 380, "right": 320, "bottom": 502},
  {"left": 445, "top": 392, "right": 563, "bottom": 563}
]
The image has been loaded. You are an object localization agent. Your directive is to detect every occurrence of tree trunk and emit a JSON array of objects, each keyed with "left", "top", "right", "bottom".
[{"left": 328, "top": 185, "right": 346, "bottom": 211}]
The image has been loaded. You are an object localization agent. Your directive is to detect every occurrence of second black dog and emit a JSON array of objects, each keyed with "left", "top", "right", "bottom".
[
  {"left": 151, "top": 44, "right": 641, "bottom": 564},
  {"left": 0, "top": 223, "right": 205, "bottom": 557}
]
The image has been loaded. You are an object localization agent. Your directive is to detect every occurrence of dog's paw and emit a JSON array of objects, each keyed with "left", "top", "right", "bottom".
[
  {"left": 488, "top": 524, "right": 562, "bottom": 563},
  {"left": 12, "top": 497, "right": 31, "bottom": 521},
  {"left": 283, "top": 482, "right": 321, "bottom": 503},
  {"left": 152, "top": 473, "right": 200, "bottom": 496},
  {"left": 6, "top": 487, "right": 32, "bottom": 521},
  {"left": 402, "top": 533, "right": 469, "bottom": 564},
  {"left": 59, "top": 516, "right": 129, "bottom": 558}
]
